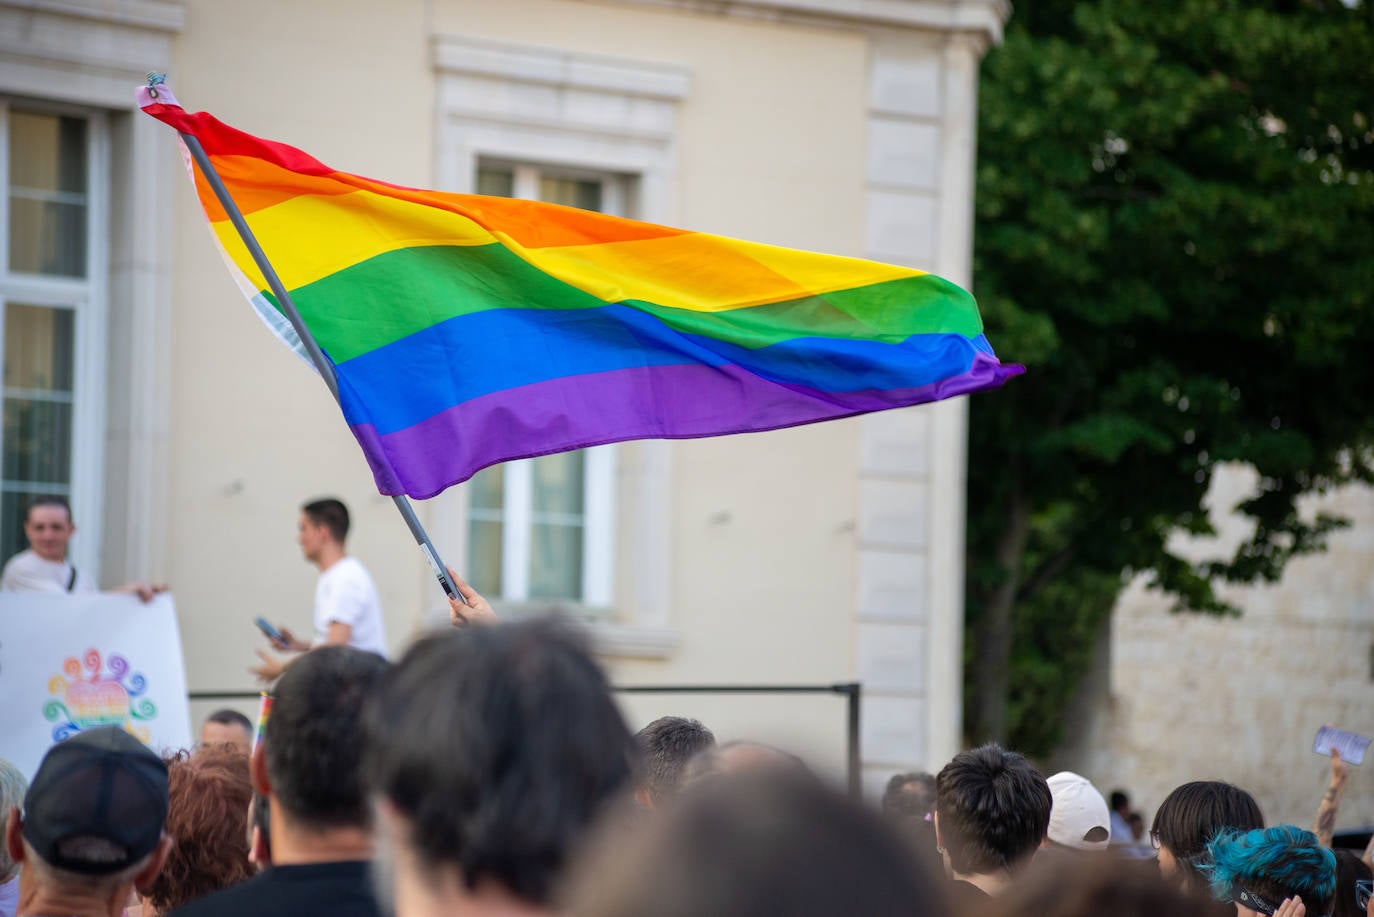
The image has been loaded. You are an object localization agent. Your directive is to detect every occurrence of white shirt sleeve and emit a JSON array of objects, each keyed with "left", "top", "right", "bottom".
[{"left": 320, "top": 566, "right": 369, "bottom": 629}]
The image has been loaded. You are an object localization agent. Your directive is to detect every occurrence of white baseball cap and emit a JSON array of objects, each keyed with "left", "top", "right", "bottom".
[{"left": 1046, "top": 771, "right": 1111, "bottom": 851}]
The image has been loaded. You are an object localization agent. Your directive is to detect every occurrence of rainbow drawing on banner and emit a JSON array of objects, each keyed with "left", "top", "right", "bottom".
[
  {"left": 138, "top": 85, "right": 1023, "bottom": 500},
  {"left": 44, "top": 649, "right": 158, "bottom": 743}
]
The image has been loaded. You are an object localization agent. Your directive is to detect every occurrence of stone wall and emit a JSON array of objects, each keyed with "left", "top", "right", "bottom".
[{"left": 1055, "top": 468, "right": 1374, "bottom": 831}]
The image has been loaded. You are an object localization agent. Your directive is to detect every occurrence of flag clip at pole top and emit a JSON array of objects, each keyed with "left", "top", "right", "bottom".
[{"left": 141, "top": 72, "right": 181, "bottom": 110}]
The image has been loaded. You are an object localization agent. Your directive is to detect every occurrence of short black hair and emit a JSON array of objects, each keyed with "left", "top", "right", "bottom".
[
  {"left": 364, "top": 619, "right": 637, "bottom": 906},
  {"left": 636, "top": 717, "right": 715, "bottom": 803},
  {"left": 265, "top": 645, "right": 388, "bottom": 830},
  {"left": 566, "top": 768, "right": 947, "bottom": 917},
  {"left": 205, "top": 709, "right": 252, "bottom": 735},
  {"left": 25, "top": 495, "right": 72, "bottom": 524},
  {"left": 1333, "top": 849, "right": 1372, "bottom": 917},
  {"left": 883, "top": 772, "right": 936, "bottom": 819},
  {"left": 935, "top": 744, "right": 1051, "bottom": 876},
  {"left": 1150, "top": 781, "right": 1263, "bottom": 895},
  {"left": 301, "top": 498, "right": 349, "bottom": 544},
  {"left": 251, "top": 793, "right": 271, "bottom": 863},
  {"left": 1110, "top": 790, "right": 1130, "bottom": 812}
]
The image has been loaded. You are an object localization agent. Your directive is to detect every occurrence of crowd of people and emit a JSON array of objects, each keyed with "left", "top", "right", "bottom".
[
  {"left": 3, "top": 585, "right": 1372, "bottom": 917},
  {"left": 2, "top": 492, "right": 1371, "bottom": 917}
]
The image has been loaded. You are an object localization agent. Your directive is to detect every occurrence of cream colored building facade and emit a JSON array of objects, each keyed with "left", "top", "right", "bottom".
[{"left": 0, "top": 0, "right": 1007, "bottom": 792}]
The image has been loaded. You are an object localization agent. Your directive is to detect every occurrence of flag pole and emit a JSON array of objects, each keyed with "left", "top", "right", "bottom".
[{"left": 161, "top": 85, "right": 465, "bottom": 604}]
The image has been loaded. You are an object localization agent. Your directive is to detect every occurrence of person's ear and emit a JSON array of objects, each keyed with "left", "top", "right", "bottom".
[
  {"left": 133, "top": 834, "right": 174, "bottom": 893},
  {"left": 933, "top": 810, "right": 943, "bottom": 849},
  {"left": 633, "top": 786, "right": 655, "bottom": 811},
  {"left": 251, "top": 744, "right": 271, "bottom": 796},
  {"left": 5, "top": 807, "right": 24, "bottom": 865}
]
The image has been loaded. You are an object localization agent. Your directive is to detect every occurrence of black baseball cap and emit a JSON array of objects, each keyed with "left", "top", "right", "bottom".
[{"left": 21, "top": 726, "right": 169, "bottom": 875}]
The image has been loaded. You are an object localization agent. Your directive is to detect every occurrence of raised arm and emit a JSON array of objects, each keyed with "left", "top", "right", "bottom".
[{"left": 1311, "top": 746, "right": 1349, "bottom": 848}]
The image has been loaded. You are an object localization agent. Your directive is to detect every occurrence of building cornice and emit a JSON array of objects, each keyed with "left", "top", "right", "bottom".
[
  {"left": 579, "top": 0, "right": 1010, "bottom": 45},
  {"left": 434, "top": 34, "right": 691, "bottom": 100},
  {"left": 0, "top": 0, "right": 183, "bottom": 32}
]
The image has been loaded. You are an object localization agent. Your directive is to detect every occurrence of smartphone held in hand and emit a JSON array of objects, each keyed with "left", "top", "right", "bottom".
[{"left": 254, "top": 616, "right": 285, "bottom": 643}]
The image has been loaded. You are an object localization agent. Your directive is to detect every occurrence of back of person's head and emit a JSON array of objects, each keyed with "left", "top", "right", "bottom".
[
  {"left": 636, "top": 716, "right": 716, "bottom": 805},
  {"left": 301, "top": 497, "right": 349, "bottom": 544},
  {"left": 0, "top": 758, "right": 28, "bottom": 883},
  {"left": 201, "top": 708, "right": 253, "bottom": 754},
  {"left": 882, "top": 771, "right": 936, "bottom": 820},
  {"left": 266, "top": 645, "right": 389, "bottom": 830},
  {"left": 566, "top": 768, "right": 946, "bottom": 917},
  {"left": 880, "top": 771, "right": 939, "bottom": 865},
  {"left": 934, "top": 743, "right": 1051, "bottom": 876},
  {"left": 1332, "top": 849, "right": 1372, "bottom": 917},
  {"left": 1110, "top": 789, "right": 1130, "bottom": 814},
  {"left": 364, "top": 618, "right": 638, "bottom": 907},
  {"left": 1045, "top": 771, "right": 1111, "bottom": 852},
  {"left": 205, "top": 708, "right": 252, "bottom": 736},
  {"left": 973, "top": 853, "right": 1229, "bottom": 917},
  {"left": 681, "top": 741, "right": 809, "bottom": 789},
  {"left": 1151, "top": 780, "right": 1264, "bottom": 894},
  {"left": 17, "top": 727, "right": 170, "bottom": 895},
  {"left": 1205, "top": 825, "right": 1335, "bottom": 916},
  {"left": 143, "top": 748, "right": 253, "bottom": 911}
]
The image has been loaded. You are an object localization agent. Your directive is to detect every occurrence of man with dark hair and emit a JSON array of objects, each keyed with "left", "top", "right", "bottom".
[
  {"left": 883, "top": 771, "right": 939, "bottom": 855},
  {"left": 634, "top": 716, "right": 716, "bottom": 808},
  {"left": 251, "top": 497, "right": 386, "bottom": 681},
  {"left": 364, "top": 618, "right": 638, "bottom": 916},
  {"left": 199, "top": 708, "right": 253, "bottom": 755},
  {"left": 4, "top": 726, "right": 173, "bottom": 917},
  {"left": 934, "top": 743, "right": 1051, "bottom": 903},
  {"left": 883, "top": 771, "right": 937, "bottom": 820},
  {"left": 173, "top": 645, "right": 389, "bottom": 917},
  {"left": 1, "top": 495, "right": 163, "bottom": 599}
]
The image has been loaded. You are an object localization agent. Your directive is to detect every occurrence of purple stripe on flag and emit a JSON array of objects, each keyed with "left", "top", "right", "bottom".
[{"left": 350, "top": 355, "right": 1022, "bottom": 498}]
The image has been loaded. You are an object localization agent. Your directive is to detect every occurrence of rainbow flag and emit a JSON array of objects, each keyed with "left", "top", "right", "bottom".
[
  {"left": 252, "top": 692, "right": 271, "bottom": 753},
  {"left": 141, "top": 87, "right": 1021, "bottom": 499}
]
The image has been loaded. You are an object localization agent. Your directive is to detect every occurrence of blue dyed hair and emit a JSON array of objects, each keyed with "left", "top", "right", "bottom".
[{"left": 1205, "top": 825, "right": 1337, "bottom": 914}]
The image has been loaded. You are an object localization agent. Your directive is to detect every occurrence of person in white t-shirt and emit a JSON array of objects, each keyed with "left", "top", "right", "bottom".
[
  {"left": 251, "top": 498, "right": 387, "bottom": 682},
  {"left": 0, "top": 495, "right": 163, "bottom": 600}
]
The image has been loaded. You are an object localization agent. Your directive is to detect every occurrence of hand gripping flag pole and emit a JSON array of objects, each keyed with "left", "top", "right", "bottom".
[{"left": 144, "top": 74, "right": 465, "bottom": 604}]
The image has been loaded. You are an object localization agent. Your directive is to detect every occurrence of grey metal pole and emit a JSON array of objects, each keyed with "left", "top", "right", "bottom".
[{"left": 177, "top": 129, "right": 463, "bottom": 603}]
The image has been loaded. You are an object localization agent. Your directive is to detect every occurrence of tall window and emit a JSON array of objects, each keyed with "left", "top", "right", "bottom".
[
  {"left": 0, "top": 103, "right": 105, "bottom": 566},
  {"left": 465, "top": 162, "right": 622, "bottom": 607}
]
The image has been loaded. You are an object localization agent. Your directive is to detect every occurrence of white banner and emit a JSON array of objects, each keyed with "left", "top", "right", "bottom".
[{"left": 0, "top": 593, "right": 192, "bottom": 779}]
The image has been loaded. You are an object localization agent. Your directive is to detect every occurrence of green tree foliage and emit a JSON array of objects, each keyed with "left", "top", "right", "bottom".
[{"left": 967, "top": 0, "right": 1374, "bottom": 753}]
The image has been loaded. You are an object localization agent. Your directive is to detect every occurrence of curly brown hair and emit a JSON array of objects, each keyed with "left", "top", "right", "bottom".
[{"left": 144, "top": 748, "right": 253, "bottom": 911}]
